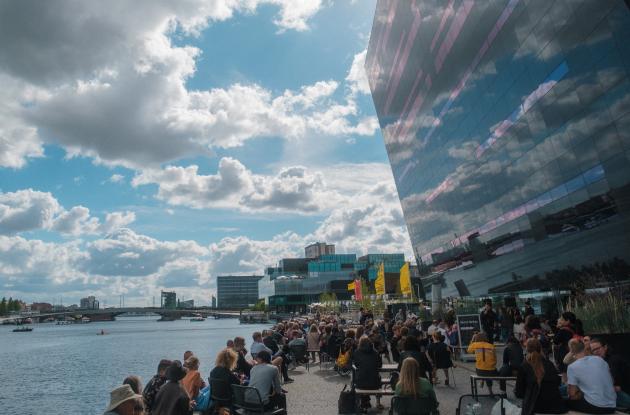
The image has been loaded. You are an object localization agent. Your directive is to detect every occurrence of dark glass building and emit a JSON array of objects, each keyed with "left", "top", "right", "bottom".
[{"left": 366, "top": 0, "right": 630, "bottom": 297}]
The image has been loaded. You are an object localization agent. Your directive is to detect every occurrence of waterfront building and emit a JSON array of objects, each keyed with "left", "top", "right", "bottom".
[
  {"left": 211, "top": 295, "right": 217, "bottom": 309},
  {"left": 216, "top": 275, "right": 263, "bottom": 308},
  {"left": 178, "top": 299, "right": 194, "bottom": 308},
  {"left": 79, "top": 295, "right": 99, "bottom": 310},
  {"left": 259, "top": 250, "right": 414, "bottom": 312},
  {"left": 366, "top": 0, "right": 630, "bottom": 298},
  {"left": 160, "top": 290, "right": 177, "bottom": 309},
  {"left": 304, "top": 242, "right": 335, "bottom": 259}
]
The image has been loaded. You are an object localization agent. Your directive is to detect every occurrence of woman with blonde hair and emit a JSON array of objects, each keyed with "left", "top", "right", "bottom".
[
  {"left": 209, "top": 348, "right": 242, "bottom": 412},
  {"left": 394, "top": 358, "right": 439, "bottom": 414},
  {"left": 514, "top": 338, "right": 566, "bottom": 415},
  {"left": 182, "top": 355, "right": 205, "bottom": 401}
]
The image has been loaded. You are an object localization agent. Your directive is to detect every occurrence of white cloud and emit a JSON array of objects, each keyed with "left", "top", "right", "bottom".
[
  {"left": 346, "top": 49, "right": 371, "bottom": 95},
  {"left": 109, "top": 174, "right": 125, "bottom": 183},
  {"left": 0, "top": 189, "right": 135, "bottom": 236},
  {"left": 0, "top": 1, "right": 372, "bottom": 170}
]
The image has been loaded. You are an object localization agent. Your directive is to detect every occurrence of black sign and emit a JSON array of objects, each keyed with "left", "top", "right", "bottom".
[{"left": 457, "top": 314, "right": 481, "bottom": 349}]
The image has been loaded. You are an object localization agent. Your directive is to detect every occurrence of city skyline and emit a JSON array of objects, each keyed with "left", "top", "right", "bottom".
[{"left": 0, "top": 1, "right": 413, "bottom": 307}]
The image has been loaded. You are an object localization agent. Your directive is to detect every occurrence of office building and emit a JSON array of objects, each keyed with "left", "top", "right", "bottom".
[
  {"left": 178, "top": 299, "right": 194, "bottom": 308},
  {"left": 216, "top": 275, "right": 263, "bottom": 308},
  {"left": 80, "top": 296, "right": 99, "bottom": 310},
  {"left": 366, "top": 0, "right": 630, "bottom": 297},
  {"left": 304, "top": 242, "right": 335, "bottom": 259},
  {"left": 160, "top": 291, "right": 177, "bottom": 309}
]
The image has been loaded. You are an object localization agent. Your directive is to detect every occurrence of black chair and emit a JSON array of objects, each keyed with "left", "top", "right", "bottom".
[
  {"left": 230, "top": 384, "right": 286, "bottom": 415},
  {"left": 209, "top": 378, "right": 233, "bottom": 414},
  {"left": 288, "top": 343, "right": 309, "bottom": 371},
  {"left": 389, "top": 396, "right": 439, "bottom": 415}
]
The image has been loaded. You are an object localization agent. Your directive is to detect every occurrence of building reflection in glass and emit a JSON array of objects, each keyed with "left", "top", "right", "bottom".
[{"left": 367, "top": 0, "right": 630, "bottom": 296}]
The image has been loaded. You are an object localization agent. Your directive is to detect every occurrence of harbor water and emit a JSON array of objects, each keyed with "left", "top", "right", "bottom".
[{"left": 0, "top": 316, "right": 268, "bottom": 415}]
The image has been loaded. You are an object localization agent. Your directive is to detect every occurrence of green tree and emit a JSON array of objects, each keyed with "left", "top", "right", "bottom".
[
  {"left": 0, "top": 297, "right": 6, "bottom": 315},
  {"left": 11, "top": 299, "right": 21, "bottom": 312},
  {"left": 7, "top": 297, "right": 13, "bottom": 313}
]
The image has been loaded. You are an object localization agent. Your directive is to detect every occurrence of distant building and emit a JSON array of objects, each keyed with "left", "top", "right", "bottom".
[
  {"left": 178, "top": 299, "right": 194, "bottom": 308},
  {"left": 305, "top": 242, "right": 335, "bottom": 259},
  {"left": 80, "top": 296, "right": 99, "bottom": 310},
  {"left": 211, "top": 295, "right": 216, "bottom": 309},
  {"left": 216, "top": 275, "right": 263, "bottom": 308},
  {"left": 30, "top": 302, "right": 52, "bottom": 313},
  {"left": 160, "top": 291, "right": 177, "bottom": 309}
]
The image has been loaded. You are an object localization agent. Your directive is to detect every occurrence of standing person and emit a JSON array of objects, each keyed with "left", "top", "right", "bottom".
[
  {"left": 514, "top": 338, "right": 567, "bottom": 415},
  {"left": 480, "top": 300, "right": 497, "bottom": 344},
  {"left": 513, "top": 315, "right": 526, "bottom": 344},
  {"left": 499, "top": 306, "right": 513, "bottom": 343},
  {"left": 248, "top": 351, "right": 287, "bottom": 411},
  {"left": 590, "top": 337, "right": 630, "bottom": 408},
  {"left": 152, "top": 360, "right": 191, "bottom": 415},
  {"left": 523, "top": 300, "right": 535, "bottom": 318},
  {"left": 467, "top": 333, "right": 498, "bottom": 395},
  {"left": 181, "top": 356, "right": 205, "bottom": 401},
  {"left": 427, "top": 332, "right": 453, "bottom": 385},
  {"left": 394, "top": 358, "right": 438, "bottom": 413},
  {"left": 143, "top": 359, "right": 172, "bottom": 414},
  {"left": 306, "top": 323, "right": 320, "bottom": 363},
  {"left": 104, "top": 384, "right": 143, "bottom": 415},
  {"left": 566, "top": 340, "right": 617, "bottom": 414},
  {"left": 353, "top": 336, "right": 383, "bottom": 412}
]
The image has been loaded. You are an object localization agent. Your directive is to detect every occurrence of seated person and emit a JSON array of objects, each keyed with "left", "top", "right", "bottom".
[
  {"left": 209, "top": 348, "right": 241, "bottom": 409},
  {"left": 467, "top": 333, "right": 498, "bottom": 394},
  {"left": 566, "top": 340, "right": 617, "bottom": 414},
  {"left": 288, "top": 330, "right": 307, "bottom": 347},
  {"left": 394, "top": 357, "right": 438, "bottom": 415},
  {"left": 499, "top": 335, "right": 523, "bottom": 391},
  {"left": 398, "top": 335, "right": 432, "bottom": 382},
  {"left": 248, "top": 351, "right": 286, "bottom": 411},
  {"left": 232, "top": 336, "right": 252, "bottom": 378},
  {"left": 353, "top": 336, "right": 383, "bottom": 411},
  {"left": 104, "top": 384, "right": 143, "bottom": 415},
  {"left": 152, "top": 360, "right": 191, "bottom": 415},
  {"left": 590, "top": 337, "right": 630, "bottom": 408},
  {"left": 514, "top": 338, "right": 567, "bottom": 415}
]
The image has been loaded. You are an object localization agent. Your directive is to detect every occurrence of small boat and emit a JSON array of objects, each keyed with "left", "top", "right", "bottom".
[
  {"left": 13, "top": 326, "right": 33, "bottom": 332},
  {"left": 190, "top": 317, "right": 205, "bottom": 322}
]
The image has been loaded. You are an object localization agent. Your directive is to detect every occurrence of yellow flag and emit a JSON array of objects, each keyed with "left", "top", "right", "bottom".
[
  {"left": 400, "top": 262, "right": 412, "bottom": 296},
  {"left": 347, "top": 281, "right": 355, "bottom": 291},
  {"left": 375, "top": 262, "right": 386, "bottom": 295}
]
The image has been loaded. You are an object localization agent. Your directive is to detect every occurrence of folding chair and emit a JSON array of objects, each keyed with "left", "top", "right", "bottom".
[{"left": 230, "top": 384, "right": 286, "bottom": 415}]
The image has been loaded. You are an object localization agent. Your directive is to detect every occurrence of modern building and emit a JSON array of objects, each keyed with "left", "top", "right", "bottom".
[
  {"left": 178, "top": 299, "right": 194, "bottom": 309},
  {"left": 211, "top": 295, "right": 217, "bottom": 309},
  {"left": 366, "top": 0, "right": 630, "bottom": 298},
  {"left": 160, "top": 291, "right": 177, "bottom": 309},
  {"left": 304, "top": 242, "right": 336, "bottom": 259},
  {"left": 79, "top": 296, "right": 99, "bottom": 310},
  {"left": 216, "top": 275, "right": 263, "bottom": 308},
  {"left": 259, "top": 249, "right": 416, "bottom": 312}
]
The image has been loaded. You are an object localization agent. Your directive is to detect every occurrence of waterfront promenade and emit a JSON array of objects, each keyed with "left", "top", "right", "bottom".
[{"left": 278, "top": 356, "right": 512, "bottom": 414}]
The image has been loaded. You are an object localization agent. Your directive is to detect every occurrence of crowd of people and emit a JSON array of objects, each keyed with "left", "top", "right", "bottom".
[{"left": 101, "top": 301, "right": 629, "bottom": 415}]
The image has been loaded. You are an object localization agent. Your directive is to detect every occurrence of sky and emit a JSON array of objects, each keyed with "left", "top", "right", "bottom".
[{"left": 0, "top": 0, "right": 413, "bottom": 307}]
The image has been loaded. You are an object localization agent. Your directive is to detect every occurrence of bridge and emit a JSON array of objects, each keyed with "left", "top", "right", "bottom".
[{"left": 1, "top": 307, "right": 254, "bottom": 323}]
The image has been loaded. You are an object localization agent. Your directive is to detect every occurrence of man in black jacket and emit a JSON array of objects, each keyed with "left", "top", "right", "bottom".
[
  {"left": 590, "top": 337, "right": 630, "bottom": 408},
  {"left": 480, "top": 300, "right": 497, "bottom": 344}
]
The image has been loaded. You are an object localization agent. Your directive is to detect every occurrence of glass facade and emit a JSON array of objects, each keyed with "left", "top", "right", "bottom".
[
  {"left": 367, "top": 0, "right": 630, "bottom": 297},
  {"left": 216, "top": 275, "right": 263, "bottom": 308}
]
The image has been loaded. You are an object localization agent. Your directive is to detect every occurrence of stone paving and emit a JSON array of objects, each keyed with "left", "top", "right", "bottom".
[{"left": 283, "top": 356, "right": 518, "bottom": 415}]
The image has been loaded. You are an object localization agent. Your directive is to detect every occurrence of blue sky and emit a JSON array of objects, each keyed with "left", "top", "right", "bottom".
[{"left": 0, "top": 0, "right": 412, "bottom": 306}]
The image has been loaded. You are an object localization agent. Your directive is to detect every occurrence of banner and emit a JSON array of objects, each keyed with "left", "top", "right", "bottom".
[
  {"left": 400, "top": 262, "right": 412, "bottom": 296},
  {"left": 347, "top": 281, "right": 355, "bottom": 291},
  {"left": 375, "top": 262, "right": 386, "bottom": 295},
  {"left": 354, "top": 279, "right": 363, "bottom": 300}
]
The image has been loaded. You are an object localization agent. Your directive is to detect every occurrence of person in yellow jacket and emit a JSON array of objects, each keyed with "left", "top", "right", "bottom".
[{"left": 467, "top": 332, "right": 498, "bottom": 394}]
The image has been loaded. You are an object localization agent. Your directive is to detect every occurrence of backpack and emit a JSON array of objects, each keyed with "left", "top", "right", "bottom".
[
  {"left": 338, "top": 384, "right": 357, "bottom": 414},
  {"left": 193, "top": 385, "right": 211, "bottom": 411}
]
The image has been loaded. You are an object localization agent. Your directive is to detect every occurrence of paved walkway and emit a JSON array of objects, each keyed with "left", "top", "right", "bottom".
[{"left": 283, "top": 358, "right": 518, "bottom": 414}]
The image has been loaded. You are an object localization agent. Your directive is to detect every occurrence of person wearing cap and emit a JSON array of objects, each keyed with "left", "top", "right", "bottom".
[
  {"left": 143, "top": 359, "right": 172, "bottom": 414},
  {"left": 152, "top": 360, "right": 191, "bottom": 415},
  {"left": 248, "top": 350, "right": 286, "bottom": 410},
  {"left": 104, "top": 384, "right": 143, "bottom": 415}
]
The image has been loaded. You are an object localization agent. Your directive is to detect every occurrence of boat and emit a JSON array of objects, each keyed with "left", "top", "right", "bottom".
[
  {"left": 190, "top": 313, "right": 205, "bottom": 322},
  {"left": 13, "top": 326, "right": 33, "bottom": 332}
]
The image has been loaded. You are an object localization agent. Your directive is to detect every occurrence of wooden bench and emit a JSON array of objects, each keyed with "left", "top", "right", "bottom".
[
  {"left": 469, "top": 374, "right": 516, "bottom": 398},
  {"left": 354, "top": 388, "right": 395, "bottom": 414}
]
